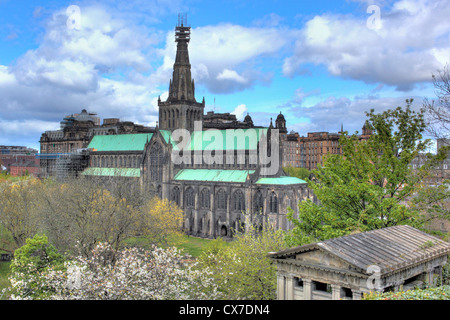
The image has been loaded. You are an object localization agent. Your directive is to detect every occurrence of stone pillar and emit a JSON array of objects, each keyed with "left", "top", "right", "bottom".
[
  {"left": 277, "top": 275, "right": 285, "bottom": 300},
  {"left": 303, "top": 279, "right": 312, "bottom": 300},
  {"left": 286, "top": 276, "right": 295, "bottom": 300},
  {"left": 438, "top": 266, "right": 443, "bottom": 286},
  {"left": 426, "top": 269, "right": 434, "bottom": 287},
  {"left": 331, "top": 284, "right": 341, "bottom": 300}
]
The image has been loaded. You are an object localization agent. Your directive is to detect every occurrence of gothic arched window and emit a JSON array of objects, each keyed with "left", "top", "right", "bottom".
[
  {"left": 233, "top": 190, "right": 245, "bottom": 212},
  {"left": 171, "top": 186, "right": 180, "bottom": 206},
  {"left": 269, "top": 191, "right": 278, "bottom": 213},
  {"left": 200, "top": 188, "right": 210, "bottom": 209},
  {"left": 149, "top": 143, "right": 164, "bottom": 182},
  {"left": 185, "top": 187, "right": 195, "bottom": 208},
  {"left": 254, "top": 190, "right": 264, "bottom": 213},
  {"left": 217, "top": 189, "right": 227, "bottom": 210}
]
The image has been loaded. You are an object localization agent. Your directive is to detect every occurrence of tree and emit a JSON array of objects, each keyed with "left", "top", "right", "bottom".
[
  {"left": 283, "top": 166, "right": 311, "bottom": 180},
  {"left": 423, "top": 64, "right": 450, "bottom": 141},
  {"left": 0, "top": 177, "right": 41, "bottom": 248},
  {"left": 37, "top": 176, "right": 143, "bottom": 257},
  {"left": 410, "top": 180, "right": 450, "bottom": 239},
  {"left": 286, "top": 102, "right": 431, "bottom": 246},
  {"left": 37, "top": 176, "right": 185, "bottom": 256},
  {"left": 137, "top": 197, "right": 184, "bottom": 247},
  {"left": 6, "top": 241, "right": 221, "bottom": 300},
  {"left": 197, "top": 224, "right": 287, "bottom": 300},
  {"left": 5, "top": 234, "right": 66, "bottom": 300}
]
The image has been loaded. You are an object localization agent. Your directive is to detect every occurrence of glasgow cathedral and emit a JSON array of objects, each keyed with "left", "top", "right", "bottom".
[{"left": 39, "top": 19, "right": 312, "bottom": 239}]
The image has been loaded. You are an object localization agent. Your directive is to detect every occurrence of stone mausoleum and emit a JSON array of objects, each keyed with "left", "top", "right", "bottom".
[{"left": 269, "top": 225, "right": 450, "bottom": 300}]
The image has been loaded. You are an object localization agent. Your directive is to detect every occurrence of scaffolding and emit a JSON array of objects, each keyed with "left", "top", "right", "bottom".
[{"left": 54, "top": 149, "right": 90, "bottom": 181}]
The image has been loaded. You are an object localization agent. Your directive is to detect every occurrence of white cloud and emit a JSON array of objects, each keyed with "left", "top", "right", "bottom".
[
  {"left": 283, "top": 0, "right": 450, "bottom": 91},
  {"left": 287, "top": 93, "right": 425, "bottom": 136},
  {"left": 216, "top": 69, "right": 248, "bottom": 84},
  {"left": 231, "top": 104, "right": 248, "bottom": 121},
  {"left": 157, "top": 23, "right": 289, "bottom": 93},
  {"left": 0, "top": 4, "right": 161, "bottom": 127}
]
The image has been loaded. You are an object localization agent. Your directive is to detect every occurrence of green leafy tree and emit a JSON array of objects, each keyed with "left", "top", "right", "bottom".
[
  {"left": 283, "top": 166, "right": 311, "bottom": 180},
  {"left": 6, "top": 234, "right": 66, "bottom": 299},
  {"left": 197, "top": 224, "right": 287, "bottom": 300},
  {"left": 286, "top": 101, "right": 431, "bottom": 246}
]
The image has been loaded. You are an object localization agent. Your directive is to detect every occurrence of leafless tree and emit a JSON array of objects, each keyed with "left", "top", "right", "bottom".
[{"left": 423, "top": 64, "right": 450, "bottom": 144}]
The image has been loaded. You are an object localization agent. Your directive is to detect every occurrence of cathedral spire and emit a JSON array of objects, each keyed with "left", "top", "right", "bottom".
[
  {"left": 158, "top": 15, "right": 205, "bottom": 132},
  {"left": 167, "top": 14, "right": 196, "bottom": 103}
]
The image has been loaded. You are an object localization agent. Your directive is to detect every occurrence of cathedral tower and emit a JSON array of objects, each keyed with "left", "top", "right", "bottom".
[{"left": 158, "top": 15, "right": 205, "bottom": 131}]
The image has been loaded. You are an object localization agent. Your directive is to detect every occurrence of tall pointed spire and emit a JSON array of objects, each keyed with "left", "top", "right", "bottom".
[
  {"left": 158, "top": 15, "right": 205, "bottom": 132},
  {"left": 167, "top": 14, "right": 196, "bottom": 103}
]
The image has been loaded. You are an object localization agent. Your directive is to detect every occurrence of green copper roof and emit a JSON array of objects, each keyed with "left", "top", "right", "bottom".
[
  {"left": 88, "top": 133, "right": 153, "bottom": 152},
  {"left": 81, "top": 167, "right": 141, "bottom": 177},
  {"left": 173, "top": 169, "right": 255, "bottom": 183},
  {"left": 160, "top": 128, "right": 268, "bottom": 151},
  {"left": 255, "top": 176, "right": 306, "bottom": 185}
]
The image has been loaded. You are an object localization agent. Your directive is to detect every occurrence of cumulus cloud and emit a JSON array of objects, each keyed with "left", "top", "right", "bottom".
[
  {"left": 283, "top": 0, "right": 450, "bottom": 91},
  {"left": 287, "top": 93, "right": 425, "bottom": 136},
  {"left": 0, "top": 4, "right": 161, "bottom": 128},
  {"left": 231, "top": 104, "right": 248, "bottom": 121},
  {"left": 157, "top": 23, "right": 289, "bottom": 94}
]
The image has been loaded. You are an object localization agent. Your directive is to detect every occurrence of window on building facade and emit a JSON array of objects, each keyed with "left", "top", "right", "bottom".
[
  {"left": 150, "top": 143, "right": 164, "bottom": 182},
  {"left": 171, "top": 186, "right": 180, "bottom": 206},
  {"left": 254, "top": 190, "right": 264, "bottom": 213},
  {"left": 200, "top": 188, "right": 210, "bottom": 209},
  {"left": 269, "top": 191, "right": 278, "bottom": 213},
  {"left": 233, "top": 189, "right": 245, "bottom": 212},
  {"left": 217, "top": 189, "right": 227, "bottom": 210},
  {"left": 185, "top": 187, "right": 195, "bottom": 208}
]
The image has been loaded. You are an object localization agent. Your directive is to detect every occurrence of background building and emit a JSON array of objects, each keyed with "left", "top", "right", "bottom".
[
  {"left": 0, "top": 145, "right": 38, "bottom": 175},
  {"left": 39, "top": 109, "right": 153, "bottom": 178}
]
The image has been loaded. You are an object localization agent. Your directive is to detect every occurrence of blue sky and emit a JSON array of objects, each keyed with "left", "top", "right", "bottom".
[{"left": 0, "top": 0, "right": 448, "bottom": 151}]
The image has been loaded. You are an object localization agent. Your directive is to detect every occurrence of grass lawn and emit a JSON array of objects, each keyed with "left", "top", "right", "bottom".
[{"left": 177, "top": 235, "right": 215, "bottom": 257}]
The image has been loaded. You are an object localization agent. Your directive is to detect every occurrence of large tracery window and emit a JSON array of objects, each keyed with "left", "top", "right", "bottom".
[
  {"left": 185, "top": 187, "right": 195, "bottom": 208},
  {"left": 217, "top": 189, "right": 227, "bottom": 210},
  {"left": 149, "top": 143, "right": 164, "bottom": 182},
  {"left": 269, "top": 191, "right": 278, "bottom": 213},
  {"left": 233, "top": 190, "right": 245, "bottom": 212},
  {"left": 200, "top": 188, "right": 210, "bottom": 209},
  {"left": 254, "top": 190, "right": 264, "bottom": 213},
  {"left": 171, "top": 186, "right": 180, "bottom": 206}
]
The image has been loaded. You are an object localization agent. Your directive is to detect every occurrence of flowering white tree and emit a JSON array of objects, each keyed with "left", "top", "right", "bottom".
[{"left": 7, "top": 241, "right": 223, "bottom": 300}]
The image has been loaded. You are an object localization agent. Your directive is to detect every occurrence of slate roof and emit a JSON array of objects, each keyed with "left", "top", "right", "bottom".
[
  {"left": 269, "top": 225, "right": 450, "bottom": 275},
  {"left": 88, "top": 133, "right": 153, "bottom": 152},
  {"left": 173, "top": 169, "right": 255, "bottom": 183}
]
